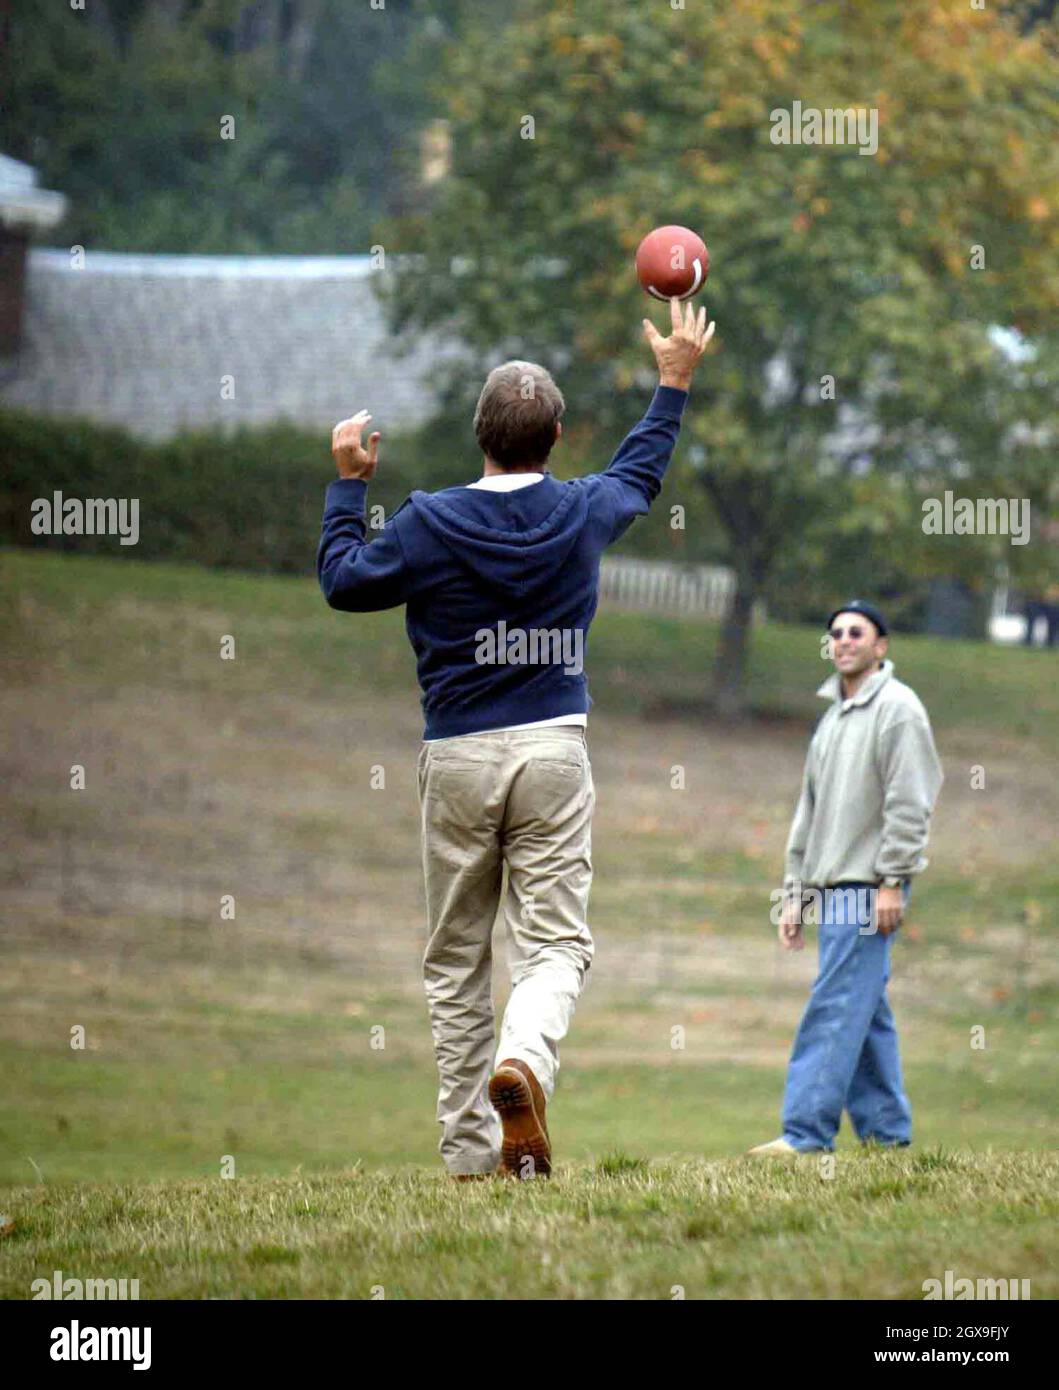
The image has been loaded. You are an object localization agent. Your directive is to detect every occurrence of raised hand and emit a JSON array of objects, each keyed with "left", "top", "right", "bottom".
[
  {"left": 642, "top": 296, "right": 715, "bottom": 391},
  {"left": 332, "top": 410, "right": 381, "bottom": 481}
]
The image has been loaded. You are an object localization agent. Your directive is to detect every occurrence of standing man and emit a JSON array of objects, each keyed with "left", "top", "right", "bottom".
[
  {"left": 750, "top": 600, "right": 943, "bottom": 1157},
  {"left": 1023, "top": 582, "right": 1059, "bottom": 647},
  {"left": 318, "top": 298, "right": 714, "bottom": 1179}
]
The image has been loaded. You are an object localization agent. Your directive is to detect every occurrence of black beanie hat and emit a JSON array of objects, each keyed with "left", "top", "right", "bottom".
[{"left": 826, "top": 599, "right": 889, "bottom": 637}]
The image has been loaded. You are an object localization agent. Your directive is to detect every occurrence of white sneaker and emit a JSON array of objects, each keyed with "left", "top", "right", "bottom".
[{"left": 746, "top": 1137, "right": 820, "bottom": 1157}]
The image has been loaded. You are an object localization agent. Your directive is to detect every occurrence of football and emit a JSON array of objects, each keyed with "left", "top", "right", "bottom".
[{"left": 635, "top": 224, "right": 710, "bottom": 300}]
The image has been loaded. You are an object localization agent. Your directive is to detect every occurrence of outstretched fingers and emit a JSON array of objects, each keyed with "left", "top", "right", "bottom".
[{"left": 334, "top": 409, "right": 371, "bottom": 445}]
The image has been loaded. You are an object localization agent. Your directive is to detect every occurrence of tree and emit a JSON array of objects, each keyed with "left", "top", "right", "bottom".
[
  {"left": 383, "top": 0, "right": 1059, "bottom": 714},
  {"left": 3, "top": 0, "right": 494, "bottom": 253}
]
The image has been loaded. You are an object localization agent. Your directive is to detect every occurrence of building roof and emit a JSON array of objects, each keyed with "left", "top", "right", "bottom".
[{"left": 0, "top": 248, "right": 459, "bottom": 438}]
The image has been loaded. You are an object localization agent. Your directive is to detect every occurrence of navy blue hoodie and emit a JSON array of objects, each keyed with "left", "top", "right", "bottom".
[{"left": 317, "top": 384, "right": 688, "bottom": 739}]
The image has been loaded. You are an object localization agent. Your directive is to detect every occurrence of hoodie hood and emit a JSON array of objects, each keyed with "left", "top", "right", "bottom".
[{"left": 407, "top": 476, "right": 590, "bottom": 599}]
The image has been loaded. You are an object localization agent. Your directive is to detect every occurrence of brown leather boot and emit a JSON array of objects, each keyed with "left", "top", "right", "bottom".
[{"left": 488, "top": 1058, "right": 551, "bottom": 1179}]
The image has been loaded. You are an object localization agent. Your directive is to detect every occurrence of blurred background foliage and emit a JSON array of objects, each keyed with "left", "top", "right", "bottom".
[{"left": 5, "top": 0, "right": 500, "bottom": 254}]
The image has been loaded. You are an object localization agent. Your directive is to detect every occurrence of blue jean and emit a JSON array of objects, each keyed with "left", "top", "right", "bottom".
[{"left": 781, "top": 882, "right": 912, "bottom": 1152}]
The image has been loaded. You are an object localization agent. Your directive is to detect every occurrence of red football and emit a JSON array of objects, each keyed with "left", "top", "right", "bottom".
[{"left": 635, "top": 225, "right": 710, "bottom": 301}]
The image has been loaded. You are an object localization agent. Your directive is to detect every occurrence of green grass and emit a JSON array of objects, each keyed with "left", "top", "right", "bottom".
[
  {"left": 4, "top": 547, "right": 1059, "bottom": 749},
  {"left": 1, "top": 548, "right": 1057, "bottom": 1298},
  {"left": 2, "top": 1151, "right": 1055, "bottom": 1300},
  {"left": 4, "top": 1038, "right": 1052, "bottom": 1188}
]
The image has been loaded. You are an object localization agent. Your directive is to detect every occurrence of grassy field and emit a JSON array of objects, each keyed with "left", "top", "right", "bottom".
[
  {"left": 4, "top": 1151, "right": 1056, "bottom": 1300},
  {"left": 1, "top": 548, "right": 1056, "bottom": 1299}
]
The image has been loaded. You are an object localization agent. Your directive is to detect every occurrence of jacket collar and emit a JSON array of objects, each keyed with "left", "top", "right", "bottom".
[
  {"left": 817, "top": 659, "right": 894, "bottom": 711},
  {"left": 467, "top": 472, "right": 546, "bottom": 492}
]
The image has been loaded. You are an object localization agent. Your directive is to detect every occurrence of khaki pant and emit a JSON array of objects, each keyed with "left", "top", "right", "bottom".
[{"left": 416, "top": 725, "right": 595, "bottom": 1175}]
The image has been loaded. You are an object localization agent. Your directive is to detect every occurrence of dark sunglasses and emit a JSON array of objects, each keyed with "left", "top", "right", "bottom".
[{"left": 829, "top": 625, "right": 868, "bottom": 640}]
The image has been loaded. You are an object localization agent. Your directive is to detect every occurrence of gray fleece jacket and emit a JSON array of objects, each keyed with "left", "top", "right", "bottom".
[{"left": 784, "top": 660, "right": 944, "bottom": 889}]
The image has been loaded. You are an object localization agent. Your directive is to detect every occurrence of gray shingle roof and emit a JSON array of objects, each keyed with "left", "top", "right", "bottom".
[{"left": 0, "top": 249, "right": 455, "bottom": 439}]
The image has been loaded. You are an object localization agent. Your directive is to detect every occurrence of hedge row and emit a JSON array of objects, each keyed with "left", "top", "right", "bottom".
[
  {"left": 0, "top": 408, "right": 476, "bottom": 576},
  {"left": 0, "top": 406, "right": 940, "bottom": 632}
]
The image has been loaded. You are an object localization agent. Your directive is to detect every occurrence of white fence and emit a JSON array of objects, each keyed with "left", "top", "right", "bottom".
[
  {"left": 989, "top": 574, "right": 1039, "bottom": 645},
  {"left": 598, "top": 556, "right": 737, "bottom": 619}
]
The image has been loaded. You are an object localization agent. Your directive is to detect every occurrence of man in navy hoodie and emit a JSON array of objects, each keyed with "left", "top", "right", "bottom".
[{"left": 318, "top": 297, "right": 714, "bottom": 1179}]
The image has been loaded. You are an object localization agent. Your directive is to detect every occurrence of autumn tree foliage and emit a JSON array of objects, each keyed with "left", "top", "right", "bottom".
[{"left": 387, "top": 0, "right": 1059, "bottom": 711}]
